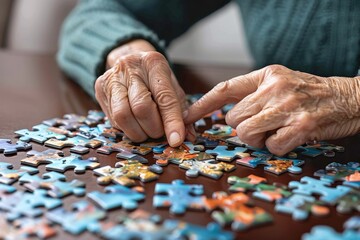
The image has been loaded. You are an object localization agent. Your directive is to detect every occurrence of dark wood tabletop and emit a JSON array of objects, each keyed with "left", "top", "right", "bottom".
[{"left": 0, "top": 50, "right": 358, "bottom": 240}]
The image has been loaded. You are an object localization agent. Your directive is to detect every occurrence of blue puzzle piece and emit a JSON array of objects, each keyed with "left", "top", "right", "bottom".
[
  {"left": 289, "top": 176, "right": 352, "bottom": 204},
  {"left": 0, "top": 189, "right": 62, "bottom": 221},
  {"left": 275, "top": 194, "right": 329, "bottom": 221},
  {"left": 206, "top": 146, "right": 248, "bottom": 162},
  {"left": 0, "top": 162, "right": 38, "bottom": 185},
  {"left": 45, "top": 135, "right": 103, "bottom": 154},
  {"left": 0, "top": 139, "right": 32, "bottom": 155},
  {"left": 165, "top": 220, "right": 234, "bottom": 240},
  {"left": 0, "top": 183, "right": 16, "bottom": 194},
  {"left": 46, "top": 200, "right": 106, "bottom": 235},
  {"left": 19, "top": 172, "right": 85, "bottom": 198},
  {"left": 344, "top": 216, "right": 360, "bottom": 231},
  {"left": 88, "top": 185, "right": 145, "bottom": 210},
  {"left": 45, "top": 154, "right": 100, "bottom": 174},
  {"left": 153, "top": 179, "right": 204, "bottom": 214},
  {"left": 15, "top": 124, "right": 67, "bottom": 143},
  {"left": 85, "top": 110, "right": 106, "bottom": 126},
  {"left": 302, "top": 225, "right": 360, "bottom": 240}
]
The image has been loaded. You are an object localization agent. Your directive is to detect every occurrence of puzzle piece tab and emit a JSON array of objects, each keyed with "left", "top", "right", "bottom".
[
  {"left": 93, "top": 160, "right": 160, "bottom": 187},
  {"left": 88, "top": 185, "right": 145, "bottom": 210},
  {"left": 46, "top": 200, "right": 106, "bottom": 235},
  {"left": 179, "top": 159, "right": 236, "bottom": 179},
  {"left": 203, "top": 191, "right": 273, "bottom": 231},
  {"left": 0, "top": 139, "right": 31, "bottom": 155},
  {"left": 153, "top": 179, "right": 204, "bottom": 214},
  {"left": 19, "top": 172, "right": 85, "bottom": 198}
]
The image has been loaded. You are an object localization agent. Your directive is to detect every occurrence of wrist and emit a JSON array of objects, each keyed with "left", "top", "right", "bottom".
[{"left": 107, "top": 39, "right": 156, "bottom": 68}]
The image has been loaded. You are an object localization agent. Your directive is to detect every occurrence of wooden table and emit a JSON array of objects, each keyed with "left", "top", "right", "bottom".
[{"left": 0, "top": 50, "right": 358, "bottom": 240}]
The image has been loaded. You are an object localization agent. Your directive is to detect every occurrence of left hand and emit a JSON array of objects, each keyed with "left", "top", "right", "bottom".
[{"left": 184, "top": 65, "right": 360, "bottom": 155}]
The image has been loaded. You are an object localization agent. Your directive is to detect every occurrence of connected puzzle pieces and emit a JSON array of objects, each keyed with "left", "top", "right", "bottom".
[
  {"left": 88, "top": 185, "right": 145, "bottom": 211},
  {"left": 203, "top": 191, "right": 273, "bottom": 231},
  {"left": 15, "top": 124, "right": 67, "bottom": 144},
  {"left": 153, "top": 179, "right": 204, "bottom": 214},
  {"left": 93, "top": 160, "right": 160, "bottom": 187},
  {"left": 46, "top": 200, "right": 106, "bottom": 235},
  {"left": 0, "top": 139, "right": 31, "bottom": 155},
  {"left": 19, "top": 172, "right": 85, "bottom": 198},
  {"left": 20, "top": 149, "right": 64, "bottom": 167},
  {"left": 205, "top": 146, "right": 248, "bottom": 162}
]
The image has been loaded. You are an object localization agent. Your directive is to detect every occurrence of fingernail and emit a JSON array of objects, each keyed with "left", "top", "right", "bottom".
[
  {"left": 169, "top": 131, "right": 181, "bottom": 146},
  {"left": 182, "top": 110, "right": 188, "bottom": 119}
]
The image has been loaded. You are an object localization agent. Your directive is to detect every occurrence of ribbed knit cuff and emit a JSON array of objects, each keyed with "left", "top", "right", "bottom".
[{"left": 57, "top": 14, "right": 166, "bottom": 99}]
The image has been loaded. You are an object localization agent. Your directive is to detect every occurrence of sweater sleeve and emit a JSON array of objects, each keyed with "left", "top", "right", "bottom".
[{"left": 57, "top": 0, "right": 230, "bottom": 99}]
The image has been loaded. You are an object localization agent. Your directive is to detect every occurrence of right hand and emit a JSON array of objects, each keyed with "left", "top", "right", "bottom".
[{"left": 95, "top": 40, "right": 195, "bottom": 146}]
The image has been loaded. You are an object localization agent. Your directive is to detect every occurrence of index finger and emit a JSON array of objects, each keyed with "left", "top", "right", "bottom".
[{"left": 184, "top": 69, "right": 263, "bottom": 124}]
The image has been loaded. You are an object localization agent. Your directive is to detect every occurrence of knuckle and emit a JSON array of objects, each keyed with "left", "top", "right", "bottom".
[
  {"left": 213, "top": 81, "right": 232, "bottom": 94},
  {"left": 142, "top": 51, "right": 166, "bottom": 63},
  {"left": 154, "top": 90, "right": 179, "bottom": 110},
  {"left": 265, "top": 64, "right": 287, "bottom": 74}
]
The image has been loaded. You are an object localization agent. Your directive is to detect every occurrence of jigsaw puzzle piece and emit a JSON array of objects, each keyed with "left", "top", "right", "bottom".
[
  {"left": 0, "top": 162, "right": 38, "bottom": 185},
  {"left": 334, "top": 189, "right": 360, "bottom": 214},
  {"left": 225, "top": 136, "right": 248, "bottom": 147},
  {"left": 302, "top": 225, "right": 360, "bottom": 240},
  {"left": 227, "top": 175, "right": 267, "bottom": 192},
  {"left": 344, "top": 216, "right": 360, "bottom": 231},
  {"left": 45, "top": 154, "right": 100, "bottom": 174},
  {"left": 203, "top": 191, "right": 273, "bottom": 231},
  {"left": 88, "top": 185, "right": 145, "bottom": 210},
  {"left": 15, "top": 124, "right": 67, "bottom": 144},
  {"left": 20, "top": 149, "right": 64, "bottom": 167},
  {"left": 153, "top": 179, "right": 204, "bottom": 214},
  {"left": 154, "top": 144, "right": 200, "bottom": 166},
  {"left": 46, "top": 200, "right": 106, "bottom": 235},
  {"left": 0, "top": 217, "right": 27, "bottom": 240},
  {"left": 0, "top": 183, "right": 16, "bottom": 194},
  {"left": 0, "top": 190, "right": 62, "bottom": 221},
  {"left": 179, "top": 159, "right": 236, "bottom": 179},
  {"left": 19, "top": 172, "right": 85, "bottom": 198},
  {"left": 85, "top": 110, "right": 106, "bottom": 126},
  {"left": 0, "top": 139, "right": 31, "bottom": 155},
  {"left": 165, "top": 220, "right": 234, "bottom": 240},
  {"left": 275, "top": 194, "right": 330, "bottom": 221},
  {"left": 93, "top": 160, "right": 160, "bottom": 187},
  {"left": 196, "top": 134, "right": 221, "bottom": 148},
  {"left": 314, "top": 162, "right": 360, "bottom": 183},
  {"left": 289, "top": 176, "right": 352, "bottom": 204},
  {"left": 204, "top": 124, "right": 237, "bottom": 140},
  {"left": 45, "top": 135, "right": 103, "bottom": 154},
  {"left": 12, "top": 217, "right": 57, "bottom": 239},
  {"left": 97, "top": 140, "right": 151, "bottom": 156},
  {"left": 43, "top": 113, "right": 87, "bottom": 131},
  {"left": 206, "top": 146, "right": 248, "bottom": 162}
]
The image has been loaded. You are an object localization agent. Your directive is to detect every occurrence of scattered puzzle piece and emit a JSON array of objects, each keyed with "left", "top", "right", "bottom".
[
  {"left": 45, "top": 154, "right": 100, "bottom": 174},
  {"left": 19, "top": 172, "right": 85, "bottom": 198},
  {"left": 334, "top": 189, "right": 360, "bottom": 214},
  {"left": 15, "top": 124, "right": 67, "bottom": 143},
  {"left": 20, "top": 149, "right": 64, "bottom": 167},
  {"left": 204, "top": 124, "right": 237, "bottom": 140},
  {"left": 154, "top": 144, "right": 207, "bottom": 166},
  {"left": 45, "top": 136, "right": 103, "bottom": 154},
  {"left": 344, "top": 216, "right": 360, "bottom": 231},
  {"left": 97, "top": 140, "right": 151, "bottom": 156},
  {"left": 166, "top": 220, "right": 234, "bottom": 240},
  {"left": 0, "top": 183, "right": 16, "bottom": 194},
  {"left": 46, "top": 200, "right": 106, "bottom": 235},
  {"left": 0, "top": 162, "right": 38, "bottom": 185},
  {"left": 0, "top": 139, "right": 31, "bottom": 155},
  {"left": 0, "top": 217, "right": 27, "bottom": 240},
  {"left": 153, "top": 179, "right": 204, "bottom": 214},
  {"left": 179, "top": 159, "right": 236, "bottom": 179},
  {"left": 203, "top": 191, "right": 273, "bottom": 231},
  {"left": 88, "top": 185, "right": 145, "bottom": 210},
  {"left": 289, "top": 176, "right": 351, "bottom": 204},
  {"left": 93, "top": 160, "right": 160, "bottom": 187},
  {"left": 0, "top": 190, "right": 62, "bottom": 221},
  {"left": 275, "top": 194, "right": 330, "bottom": 221},
  {"left": 206, "top": 146, "right": 248, "bottom": 162},
  {"left": 295, "top": 141, "right": 344, "bottom": 158},
  {"left": 43, "top": 113, "right": 86, "bottom": 131},
  {"left": 314, "top": 162, "right": 360, "bottom": 184},
  {"left": 302, "top": 225, "right": 360, "bottom": 240},
  {"left": 13, "top": 217, "right": 57, "bottom": 239}
]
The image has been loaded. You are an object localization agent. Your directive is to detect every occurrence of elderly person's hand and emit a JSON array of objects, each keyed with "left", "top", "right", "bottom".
[
  {"left": 184, "top": 65, "right": 360, "bottom": 155},
  {"left": 95, "top": 39, "right": 195, "bottom": 146}
]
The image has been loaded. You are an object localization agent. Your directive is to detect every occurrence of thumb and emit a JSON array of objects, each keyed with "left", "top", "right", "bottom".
[{"left": 184, "top": 69, "right": 264, "bottom": 124}]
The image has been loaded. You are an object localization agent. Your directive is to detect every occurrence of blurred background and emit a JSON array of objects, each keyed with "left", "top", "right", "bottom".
[{"left": 0, "top": 0, "right": 253, "bottom": 68}]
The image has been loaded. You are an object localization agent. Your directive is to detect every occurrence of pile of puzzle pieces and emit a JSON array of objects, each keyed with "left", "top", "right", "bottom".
[{"left": 0, "top": 101, "right": 356, "bottom": 239}]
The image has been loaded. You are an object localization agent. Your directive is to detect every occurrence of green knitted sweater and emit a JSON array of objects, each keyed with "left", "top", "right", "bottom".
[{"left": 57, "top": 0, "right": 360, "bottom": 98}]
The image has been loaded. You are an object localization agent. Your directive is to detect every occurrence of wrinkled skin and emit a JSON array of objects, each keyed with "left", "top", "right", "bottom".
[
  {"left": 185, "top": 65, "right": 360, "bottom": 155},
  {"left": 95, "top": 40, "right": 195, "bottom": 147}
]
